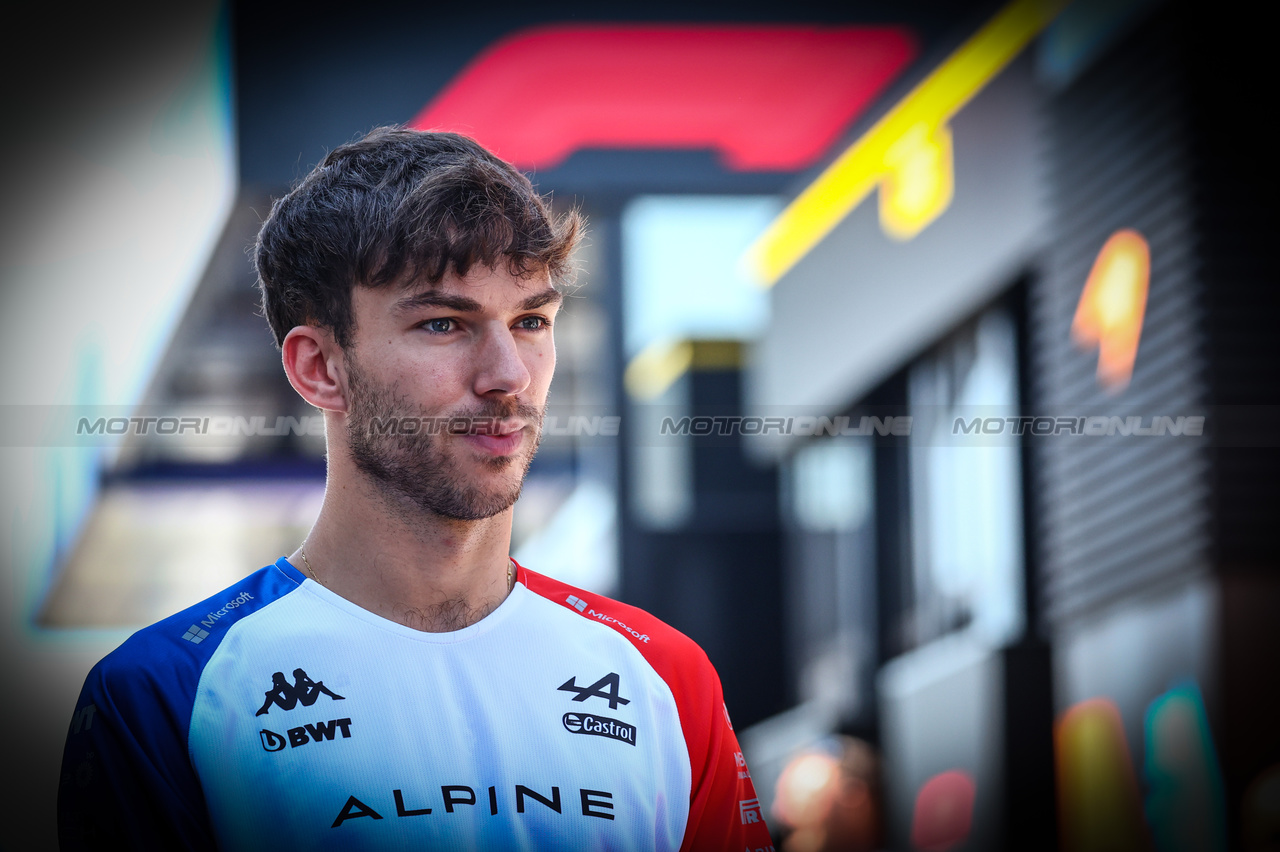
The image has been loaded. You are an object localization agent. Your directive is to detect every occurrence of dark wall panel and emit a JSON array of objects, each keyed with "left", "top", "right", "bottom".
[{"left": 1029, "top": 6, "right": 1211, "bottom": 626}]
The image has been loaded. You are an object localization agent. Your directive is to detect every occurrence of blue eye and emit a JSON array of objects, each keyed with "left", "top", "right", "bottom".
[
  {"left": 518, "top": 316, "right": 548, "bottom": 331},
  {"left": 424, "top": 318, "right": 454, "bottom": 334}
]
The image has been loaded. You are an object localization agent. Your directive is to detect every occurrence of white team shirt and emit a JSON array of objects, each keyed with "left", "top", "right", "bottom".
[{"left": 59, "top": 557, "right": 775, "bottom": 851}]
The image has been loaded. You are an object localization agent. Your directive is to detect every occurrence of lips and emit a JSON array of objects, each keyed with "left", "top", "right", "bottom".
[{"left": 462, "top": 419, "right": 525, "bottom": 456}]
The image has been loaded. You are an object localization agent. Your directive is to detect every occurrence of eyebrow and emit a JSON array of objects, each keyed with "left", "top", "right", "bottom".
[
  {"left": 390, "top": 292, "right": 484, "bottom": 316},
  {"left": 518, "top": 288, "right": 564, "bottom": 311},
  {"left": 390, "top": 288, "right": 563, "bottom": 316}
]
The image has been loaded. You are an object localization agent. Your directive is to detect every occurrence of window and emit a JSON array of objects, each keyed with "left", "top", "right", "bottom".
[{"left": 904, "top": 308, "right": 1025, "bottom": 649}]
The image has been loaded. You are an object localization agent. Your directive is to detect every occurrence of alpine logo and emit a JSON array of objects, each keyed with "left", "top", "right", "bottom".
[
  {"left": 557, "top": 672, "right": 630, "bottom": 710},
  {"left": 255, "top": 668, "right": 345, "bottom": 716},
  {"left": 566, "top": 595, "right": 587, "bottom": 612},
  {"left": 330, "top": 784, "right": 616, "bottom": 827},
  {"left": 260, "top": 718, "right": 353, "bottom": 752},
  {"left": 562, "top": 712, "right": 637, "bottom": 746}
]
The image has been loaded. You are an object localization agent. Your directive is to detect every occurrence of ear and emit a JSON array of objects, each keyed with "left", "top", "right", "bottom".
[{"left": 282, "top": 325, "right": 349, "bottom": 412}]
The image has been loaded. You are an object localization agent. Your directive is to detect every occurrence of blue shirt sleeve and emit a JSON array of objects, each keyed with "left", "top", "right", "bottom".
[
  {"left": 57, "top": 638, "right": 217, "bottom": 851},
  {"left": 57, "top": 561, "right": 303, "bottom": 850}
]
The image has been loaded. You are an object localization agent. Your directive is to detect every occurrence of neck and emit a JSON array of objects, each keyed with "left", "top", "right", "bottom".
[{"left": 293, "top": 456, "right": 517, "bottom": 633}]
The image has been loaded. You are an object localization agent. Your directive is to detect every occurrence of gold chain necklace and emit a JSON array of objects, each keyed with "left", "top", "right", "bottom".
[
  {"left": 297, "top": 546, "right": 322, "bottom": 585},
  {"left": 297, "top": 546, "right": 515, "bottom": 592}
]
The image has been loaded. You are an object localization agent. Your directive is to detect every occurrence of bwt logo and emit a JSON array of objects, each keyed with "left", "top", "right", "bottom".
[{"left": 261, "top": 718, "right": 353, "bottom": 752}]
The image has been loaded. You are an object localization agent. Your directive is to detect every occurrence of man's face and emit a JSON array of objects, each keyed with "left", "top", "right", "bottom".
[{"left": 341, "top": 264, "right": 561, "bottom": 520}]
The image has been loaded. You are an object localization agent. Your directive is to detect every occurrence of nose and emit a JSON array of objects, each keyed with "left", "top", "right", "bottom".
[{"left": 473, "top": 323, "right": 532, "bottom": 397}]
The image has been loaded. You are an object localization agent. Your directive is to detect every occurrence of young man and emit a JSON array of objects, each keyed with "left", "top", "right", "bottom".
[{"left": 58, "top": 127, "right": 774, "bottom": 851}]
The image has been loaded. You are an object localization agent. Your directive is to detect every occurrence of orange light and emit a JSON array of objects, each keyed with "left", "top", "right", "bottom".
[
  {"left": 1055, "top": 697, "right": 1151, "bottom": 852},
  {"left": 773, "top": 752, "right": 840, "bottom": 829},
  {"left": 1071, "top": 229, "right": 1150, "bottom": 392}
]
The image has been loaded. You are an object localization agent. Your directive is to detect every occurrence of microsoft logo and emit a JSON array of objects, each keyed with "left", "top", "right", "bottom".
[
  {"left": 182, "top": 625, "right": 210, "bottom": 644},
  {"left": 565, "top": 595, "right": 588, "bottom": 613}
]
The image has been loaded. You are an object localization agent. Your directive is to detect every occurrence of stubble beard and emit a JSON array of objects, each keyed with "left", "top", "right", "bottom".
[{"left": 344, "top": 357, "right": 544, "bottom": 522}]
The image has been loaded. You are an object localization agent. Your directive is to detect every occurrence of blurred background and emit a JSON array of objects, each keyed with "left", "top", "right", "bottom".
[{"left": 2, "top": 0, "right": 1277, "bottom": 849}]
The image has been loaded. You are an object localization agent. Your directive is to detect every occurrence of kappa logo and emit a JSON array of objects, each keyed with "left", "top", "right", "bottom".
[
  {"left": 557, "top": 672, "right": 630, "bottom": 710},
  {"left": 255, "top": 668, "right": 345, "bottom": 716}
]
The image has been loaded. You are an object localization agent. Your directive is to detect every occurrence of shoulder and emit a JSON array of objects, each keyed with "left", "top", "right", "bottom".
[
  {"left": 516, "top": 562, "right": 719, "bottom": 700},
  {"left": 87, "top": 558, "right": 305, "bottom": 713},
  {"left": 58, "top": 563, "right": 302, "bottom": 852}
]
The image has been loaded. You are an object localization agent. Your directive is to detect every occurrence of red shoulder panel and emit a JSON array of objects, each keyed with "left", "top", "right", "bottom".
[{"left": 517, "top": 562, "right": 775, "bottom": 852}]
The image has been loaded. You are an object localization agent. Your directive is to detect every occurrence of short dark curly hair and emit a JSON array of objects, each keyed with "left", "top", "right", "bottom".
[{"left": 254, "top": 126, "right": 583, "bottom": 348}]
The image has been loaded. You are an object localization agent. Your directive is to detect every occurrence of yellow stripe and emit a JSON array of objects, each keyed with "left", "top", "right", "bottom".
[
  {"left": 624, "top": 339, "right": 694, "bottom": 401},
  {"left": 745, "top": 0, "right": 1068, "bottom": 286}
]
